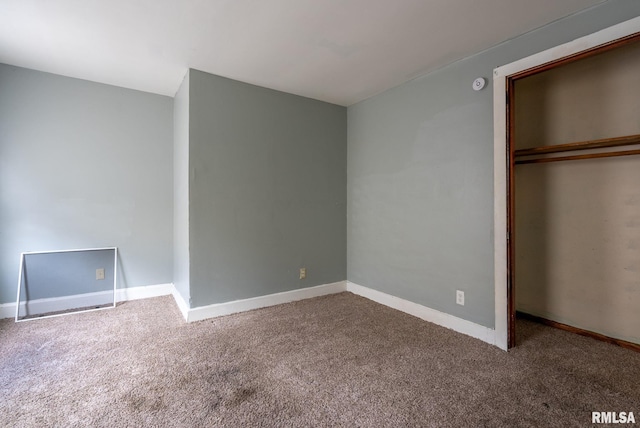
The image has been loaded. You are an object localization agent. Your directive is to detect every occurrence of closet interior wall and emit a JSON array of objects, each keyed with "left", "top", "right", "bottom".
[{"left": 513, "top": 40, "right": 640, "bottom": 345}]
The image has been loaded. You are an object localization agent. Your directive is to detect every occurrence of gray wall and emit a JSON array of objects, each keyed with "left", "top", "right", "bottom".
[
  {"left": 21, "top": 249, "right": 115, "bottom": 300},
  {"left": 0, "top": 64, "right": 174, "bottom": 304},
  {"left": 347, "top": 0, "right": 640, "bottom": 328},
  {"left": 173, "top": 72, "right": 191, "bottom": 305},
  {"left": 188, "top": 69, "right": 346, "bottom": 307}
]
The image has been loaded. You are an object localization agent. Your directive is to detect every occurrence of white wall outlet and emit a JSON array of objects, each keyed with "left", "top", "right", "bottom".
[
  {"left": 299, "top": 267, "right": 306, "bottom": 279},
  {"left": 456, "top": 290, "right": 465, "bottom": 306},
  {"left": 96, "top": 268, "right": 105, "bottom": 280}
]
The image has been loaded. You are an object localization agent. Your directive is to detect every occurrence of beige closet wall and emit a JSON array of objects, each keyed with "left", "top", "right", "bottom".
[{"left": 514, "top": 41, "right": 640, "bottom": 344}]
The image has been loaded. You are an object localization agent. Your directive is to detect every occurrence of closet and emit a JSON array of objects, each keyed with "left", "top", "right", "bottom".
[{"left": 512, "top": 37, "right": 640, "bottom": 348}]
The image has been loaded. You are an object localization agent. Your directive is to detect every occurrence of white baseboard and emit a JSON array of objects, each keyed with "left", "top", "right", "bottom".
[
  {"left": 185, "top": 281, "right": 347, "bottom": 322},
  {"left": 1, "top": 279, "right": 500, "bottom": 348},
  {"left": 171, "top": 287, "right": 190, "bottom": 321},
  {"left": 0, "top": 301, "right": 19, "bottom": 319},
  {"left": 0, "top": 283, "right": 174, "bottom": 320},
  {"left": 0, "top": 304, "right": 14, "bottom": 320},
  {"left": 346, "top": 281, "right": 497, "bottom": 347},
  {"left": 117, "top": 283, "right": 174, "bottom": 301},
  {"left": 180, "top": 281, "right": 498, "bottom": 348}
]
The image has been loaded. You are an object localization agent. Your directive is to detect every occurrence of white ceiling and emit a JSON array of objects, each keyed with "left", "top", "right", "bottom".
[{"left": 0, "top": 0, "right": 605, "bottom": 106}]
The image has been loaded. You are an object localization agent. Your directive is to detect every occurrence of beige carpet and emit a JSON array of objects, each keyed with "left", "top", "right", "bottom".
[{"left": 0, "top": 292, "right": 638, "bottom": 427}]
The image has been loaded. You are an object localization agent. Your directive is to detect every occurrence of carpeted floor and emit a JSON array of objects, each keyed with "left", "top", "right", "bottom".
[{"left": 0, "top": 292, "right": 638, "bottom": 427}]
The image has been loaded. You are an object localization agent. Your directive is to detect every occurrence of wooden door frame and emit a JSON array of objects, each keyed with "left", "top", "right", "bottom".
[{"left": 492, "top": 17, "right": 640, "bottom": 351}]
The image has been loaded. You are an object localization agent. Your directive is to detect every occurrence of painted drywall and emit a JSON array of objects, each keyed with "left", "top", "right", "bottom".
[
  {"left": 515, "top": 41, "right": 640, "bottom": 344},
  {"left": 0, "top": 64, "right": 173, "bottom": 305},
  {"left": 173, "top": 72, "right": 191, "bottom": 306},
  {"left": 347, "top": 0, "right": 640, "bottom": 328},
  {"left": 187, "top": 69, "right": 346, "bottom": 307},
  {"left": 20, "top": 249, "right": 115, "bottom": 300}
]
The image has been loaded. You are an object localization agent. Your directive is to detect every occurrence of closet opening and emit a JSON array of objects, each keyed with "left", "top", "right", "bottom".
[{"left": 506, "top": 32, "right": 640, "bottom": 351}]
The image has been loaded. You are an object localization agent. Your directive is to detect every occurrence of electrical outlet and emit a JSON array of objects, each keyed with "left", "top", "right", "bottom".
[
  {"left": 299, "top": 267, "right": 306, "bottom": 280},
  {"left": 96, "top": 268, "right": 105, "bottom": 280},
  {"left": 456, "top": 290, "right": 465, "bottom": 306}
]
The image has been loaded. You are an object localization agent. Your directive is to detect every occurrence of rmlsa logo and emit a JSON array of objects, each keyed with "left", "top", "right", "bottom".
[{"left": 592, "top": 412, "right": 635, "bottom": 424}]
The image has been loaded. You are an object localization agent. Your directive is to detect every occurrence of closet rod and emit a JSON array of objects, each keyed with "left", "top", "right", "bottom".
[
  {"left": 514, "top": 134, "right": 640, "bottom": 157},
  {"left": 515, "top": 148, "right": 640, "bottom": 165}
]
